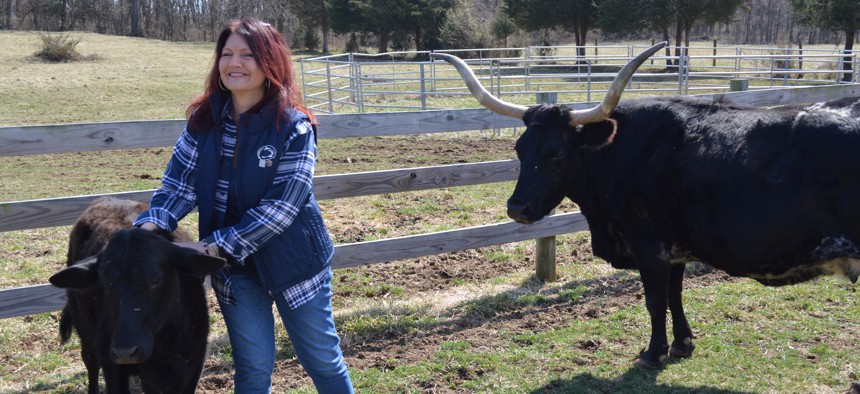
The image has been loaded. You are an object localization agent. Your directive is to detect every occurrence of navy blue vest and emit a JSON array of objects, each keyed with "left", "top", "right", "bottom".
[{"left": 194, "top": 96, "right": 334, "bottom": 294}]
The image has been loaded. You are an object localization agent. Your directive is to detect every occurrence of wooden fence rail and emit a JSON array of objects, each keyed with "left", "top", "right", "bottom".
[{"left": 2, "top": 83, "right": 860, "bottom": 319}]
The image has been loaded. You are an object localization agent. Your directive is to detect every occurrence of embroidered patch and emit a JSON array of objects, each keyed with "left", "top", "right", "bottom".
[{"left": 257, "top": 145, "right": 277, "bottom": 168}]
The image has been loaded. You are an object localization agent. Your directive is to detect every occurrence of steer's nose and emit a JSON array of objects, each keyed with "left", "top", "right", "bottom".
[
  {"left": 507, "top": 199, "right": 533, "bottom": 224},
  {"left": 111, "top": 346, "right": 142, "bottom": 364}
]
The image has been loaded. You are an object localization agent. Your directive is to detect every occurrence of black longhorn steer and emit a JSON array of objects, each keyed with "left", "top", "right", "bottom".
[
  {"left": 49, "top": 197, "right": 224, "bottom": 393},
  {"left": 431, "top": 43, "right": 860, "bottom": 370}
]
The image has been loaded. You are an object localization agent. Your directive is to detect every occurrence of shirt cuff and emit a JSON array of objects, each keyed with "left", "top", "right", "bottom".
[
  {"left": 208, "top": 232, "right": 242, "bottom": 264},
  {"left": 132, "top": 208, "right": 179, "bottom": 232}
]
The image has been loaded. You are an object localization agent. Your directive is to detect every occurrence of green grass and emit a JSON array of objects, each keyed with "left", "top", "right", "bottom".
[
  {"left": 0, "top": 31, "right": 215, "bottom": 126},
  {"left": 344, "top": 272, "right": 857, "bottom": 393}
]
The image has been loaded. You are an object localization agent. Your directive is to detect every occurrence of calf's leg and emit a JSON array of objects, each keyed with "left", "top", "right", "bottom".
[
  {"left": 102, "top": 364, "right": 132, "bottom": 394},
  {"left": 80, "top": 343, "right": 100, "bottom": 394}
]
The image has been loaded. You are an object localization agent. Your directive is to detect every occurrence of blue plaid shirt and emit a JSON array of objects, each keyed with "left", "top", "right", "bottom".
[{"left": 135, "top": 106, "right": 328, "bottom": 309}]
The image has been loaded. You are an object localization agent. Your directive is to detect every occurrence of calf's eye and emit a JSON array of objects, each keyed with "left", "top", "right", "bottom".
[{"left": 148, "top": 276, "right": 163, "bottom": 290}]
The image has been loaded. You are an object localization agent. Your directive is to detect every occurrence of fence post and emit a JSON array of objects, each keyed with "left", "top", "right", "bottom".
[
  {"left": 729, "top": 78, "right": 748, "bottom": 92},
  {"left": 586, "top": 61, "right": 592, "bottom": 102},
  {"left": 356, "top": 62, "right": 365, "bottom": 113},
  {"left": 325, "top": 62, "right": 334, "bottom": 113},
  {"left": 797, "top": 41, "right": 804, "bottom": 80},
  {"left": 837, "top": 49, "right": 844, "bottom": 84},
  {"left": 677, "top": 47, "right": 685, "bottom": 94},
  {"left": 534, "top": 92, "right": 558, "bottom": 282},
  {"left": 348, "top": 53, "right": 357, "bottom": 104},
  {"left": 419, "top": 63, "right": 427, "bottom": 110},
  {"left": 300, "top": 59, "right": 308, "bottom": 109},
  {"left": 734, "top": 47, "right": 741, "bottom": 79},
  {"left": 713, "top": 39, "right": 717, "bottom": 68}
]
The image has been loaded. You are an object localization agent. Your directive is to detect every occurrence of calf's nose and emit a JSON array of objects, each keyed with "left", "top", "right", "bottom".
[{"left": 111, "top": 345, "right": 142, "bottom": 364}]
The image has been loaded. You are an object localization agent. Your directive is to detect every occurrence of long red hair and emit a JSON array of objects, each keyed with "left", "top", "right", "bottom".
[{"left": 187, "top": 17, "right": 315, "bottom": 132}]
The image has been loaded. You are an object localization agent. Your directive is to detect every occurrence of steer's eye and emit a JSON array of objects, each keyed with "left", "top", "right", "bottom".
[
  {"left": 148, "top": 275, "right": 163, "bottom": 290},
  {"left": 551, "top": 152, "right": 566, "bottom": 163}
]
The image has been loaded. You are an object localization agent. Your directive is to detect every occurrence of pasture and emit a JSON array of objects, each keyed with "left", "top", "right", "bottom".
[{"left": 0, "top": 31, "right": 858, "bottom": 393}]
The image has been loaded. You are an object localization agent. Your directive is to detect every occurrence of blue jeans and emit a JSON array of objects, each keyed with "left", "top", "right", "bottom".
[{"left": 218, "top": 271, "right": 353, "bottom": 393}]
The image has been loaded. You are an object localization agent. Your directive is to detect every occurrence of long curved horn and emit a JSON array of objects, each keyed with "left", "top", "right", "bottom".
[
  {"left": 430, "top": 53, "right": 528, "bottom": 119},
  {"left": 569, "top": 41, "right": 667, "bottom": 126},
  {"left": 431, "top": 42, "right": 668, "bottom": 125}
]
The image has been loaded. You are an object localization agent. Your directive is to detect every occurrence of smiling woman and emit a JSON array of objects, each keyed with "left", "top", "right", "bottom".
[{"left": 133, "top": 17, "right": 354, "bottom": 393}]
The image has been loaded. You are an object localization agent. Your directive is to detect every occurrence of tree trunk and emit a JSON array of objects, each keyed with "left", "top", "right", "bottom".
[
  {"left": 131, "top": 0, "right": 141, "bottom": 37},
  {"left": 209, "top": 0, "right": 217, "bottom": 41},
  {"left": 797, "top": 38, "right": 804, "bottom": 79},
  {"left": 683, "top": 21, "right": 691, "bottom": 48},
  {"left": 322, "top": 25, "right": 330, "bottom": 53},
  {"left": 843, "top": 29, "right": 855, "bottom": 82},
  {"left": 573, "top": 27, "right": 583, "bottom": 58},
  {"left": 673, "top": 21, "right": 682, "bottom": 66},
  {"left": 662, "top": 27, "right": 672, "bottom": 67},
  {"left": 5, "top": 0, "right": 11, "bottom": 28},
  {"left": 377, "top": 31, "right": 389, "bottom": 53},
  {"left": 577, "top": 23, "right": 588, "bottom": 58},
  {"left": 61, "top": 0, "right": 67, "bottom": 30}
]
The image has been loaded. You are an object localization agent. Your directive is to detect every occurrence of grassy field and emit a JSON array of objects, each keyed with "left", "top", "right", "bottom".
[{"left": 1, "top": 31, "right": 858, "bottom": 393}]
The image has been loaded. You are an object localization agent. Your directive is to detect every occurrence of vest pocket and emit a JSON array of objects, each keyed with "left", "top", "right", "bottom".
[{"left": 300, "top": 206, "right": 334, "bottom": 261}]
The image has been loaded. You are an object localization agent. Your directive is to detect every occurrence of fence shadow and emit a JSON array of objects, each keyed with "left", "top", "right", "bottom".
[
  {"left": 529, "top": 367, "right": 755, "bottom": 394},
  {"left": 333, "top": 261, "right": 724, "bottom": 356}
]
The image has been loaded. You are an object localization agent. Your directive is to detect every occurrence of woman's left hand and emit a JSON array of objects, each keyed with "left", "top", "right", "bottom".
[{"left": 176, "top": 241, "right": 206, "bottom": 254}]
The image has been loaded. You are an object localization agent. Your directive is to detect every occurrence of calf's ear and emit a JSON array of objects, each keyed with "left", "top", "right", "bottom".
[
  {"left": 49, "top": 256, "right": 100, "bottom": 289},
  {"left": 168, "top": 246, "right": 226, "bottom": 277}
]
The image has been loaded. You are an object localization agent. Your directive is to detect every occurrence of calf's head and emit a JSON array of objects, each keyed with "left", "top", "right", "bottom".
[
  {"left": 49, "top": 228, "right": 224, "bottom": 364},
  {"left": 431, "top": 42, "right": 666, "bottom": 224}
]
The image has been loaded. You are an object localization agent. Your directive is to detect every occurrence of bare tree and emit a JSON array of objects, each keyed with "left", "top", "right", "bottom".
[{"left": 131, "top": 0, "right": 141, "bottom": 36}]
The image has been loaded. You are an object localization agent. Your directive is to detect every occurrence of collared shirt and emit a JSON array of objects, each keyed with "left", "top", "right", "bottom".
[{"left": 134, "top": 106, "right": 327, "bottom": 309}]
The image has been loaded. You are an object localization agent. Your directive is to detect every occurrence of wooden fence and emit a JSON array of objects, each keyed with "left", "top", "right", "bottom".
[{"left": 2, "top": 83, "right": 860, "bottom": 320}]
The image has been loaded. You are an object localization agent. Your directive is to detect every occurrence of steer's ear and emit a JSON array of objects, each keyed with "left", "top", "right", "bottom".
[
  {"left": 581, "top": 118, "right": 618, "bottom": 150},
  {"left": 168, "top": 245, "right": 226, "bottom": 277},
  {"left": 49, "top": 256, "right": 100, "bottom": 289}
]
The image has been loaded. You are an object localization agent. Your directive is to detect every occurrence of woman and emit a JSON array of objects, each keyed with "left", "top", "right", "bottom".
[{"left": 134, "top": 17, "right": 354, "bottom": 393}]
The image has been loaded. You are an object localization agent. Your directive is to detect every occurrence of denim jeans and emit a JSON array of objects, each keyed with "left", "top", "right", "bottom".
[{"left": 218, "top": 271, "right": 353, "bottom": 393}]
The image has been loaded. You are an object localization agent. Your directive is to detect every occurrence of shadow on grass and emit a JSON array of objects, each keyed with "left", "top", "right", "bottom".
[
  {"left": 333, "top": 262, "right": 726, "bottom": 362},
  {"left": 335, "top": 267, "right": 647, "bottom": 352},
  {"left": 530, "top": 367, "right": 755, "bottom": 394},
  {"left": 338, "top": 263, "right": 724, "bottom": 342}
]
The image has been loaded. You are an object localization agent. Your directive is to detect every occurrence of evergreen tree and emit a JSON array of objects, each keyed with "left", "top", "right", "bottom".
[{"left": 503, "top": 0, "right": 600, "bottom": 57}]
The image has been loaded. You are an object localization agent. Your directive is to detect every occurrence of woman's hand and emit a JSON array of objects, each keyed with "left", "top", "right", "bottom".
[
  {"left": 139, "top": 222, "right": 159, "bottom": 231},
  {"left": 175, "top": 241, "right": 207, "bottom": 255}
]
